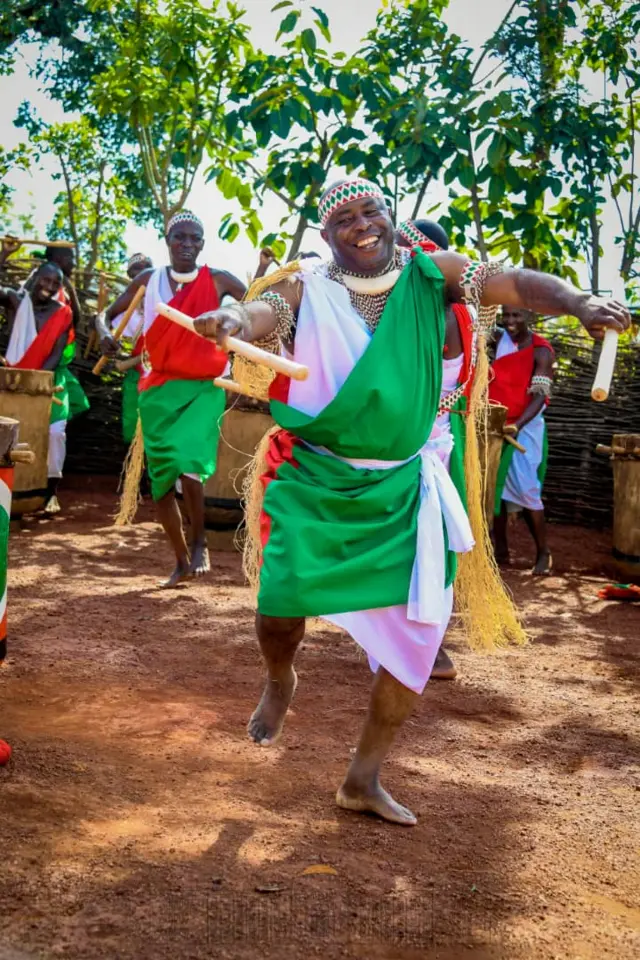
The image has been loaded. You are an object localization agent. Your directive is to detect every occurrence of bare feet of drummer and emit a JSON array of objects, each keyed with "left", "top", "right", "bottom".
[
  {"left": 44, "top": 495, "right": 62, "bottom": 516},
  {"left": 336, "top": 666, "right": 419, "bottom": 826},
  {"left": 158, "top": 558, "right": 192, "bottom": 589},
  {"left": 431, "top": 645, "right": 457, "bottom": 680},
  {"left": 188, "top": 539, "right": 210, "bottom": 577},
  {"left": 532, "top": 549, "right": 552, "bottom": 576}
]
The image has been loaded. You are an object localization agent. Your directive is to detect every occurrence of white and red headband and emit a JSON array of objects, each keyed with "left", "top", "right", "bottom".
[
  {"left": 166, "top": 210, "right": 204, "bottom": 235},
  {"left": 318, "top": 178, "right": 386, "bottom": 227}
]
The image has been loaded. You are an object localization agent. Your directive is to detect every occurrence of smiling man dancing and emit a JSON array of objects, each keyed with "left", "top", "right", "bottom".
[
  {"left": 97, "top": 212, "right": 246, "bottom": 586},
  {"left": 193, "top": 179, "right": 629, "bottom": 825}
]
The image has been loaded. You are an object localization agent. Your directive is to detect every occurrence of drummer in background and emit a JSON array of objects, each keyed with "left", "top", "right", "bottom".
[
  {"left": 489, "top": 307, "right": 555, "bottom": 575},
  {"left": 43, "top": 244, "right": 82, "bottom": 330},
  {"left": 0, "top": 262, "right": 89, "bottom": 513},
  {"left": 1, "top": 238, "right": 81, "bottom": 329}
]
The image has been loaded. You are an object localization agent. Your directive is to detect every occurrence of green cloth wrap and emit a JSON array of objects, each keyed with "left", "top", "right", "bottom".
[{"left": 138, "top": 378, "right": 225, "bottom": 501}]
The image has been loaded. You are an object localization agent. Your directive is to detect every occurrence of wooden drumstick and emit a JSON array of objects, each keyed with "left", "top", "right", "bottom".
[
  {"left": 92, "top": 285, "right": 146, "bottom": 376},
  {"left": 9, "top": 448, "right": 35, "bottom": 465},
  {"left": 157, "top": 302, "right": 309, "bottom": 382},
  {"left": 2, "top": 236, "right": 74, "bottom": 249},
  {"left": 214, "top": 377, "right": 257, "bottom": 398},
  {"left": 591, "top": 328, "right": 619, "bottom": 402},
  {"left": 504, "top": 434, "right": 527, "bottom": 454}
]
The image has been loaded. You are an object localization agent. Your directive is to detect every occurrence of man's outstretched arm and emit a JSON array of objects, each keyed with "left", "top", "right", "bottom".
[{"left": 434, "top": 252, "right": 631, "bottom": 340}]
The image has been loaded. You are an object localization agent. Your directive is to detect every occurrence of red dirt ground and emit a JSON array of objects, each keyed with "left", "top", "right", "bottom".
[{"left": 0, "top": 483, "right": 638, "bottom": 960}]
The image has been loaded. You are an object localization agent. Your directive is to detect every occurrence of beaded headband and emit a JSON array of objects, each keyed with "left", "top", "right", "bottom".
[
  {"left": 127, "top": 252, "right": 152, "bottom": 269},
  {"left": 318, "top": 179, "right": 386, "bottom": 227},
  {"left": 166, "top": 210, "right": 204, "bottom": 235},
  {"left": 397, "top": 219, "right": 442, "bottom": 253}
]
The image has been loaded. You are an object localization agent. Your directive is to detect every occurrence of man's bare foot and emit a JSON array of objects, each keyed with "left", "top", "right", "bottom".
[
  {"left": 431, "top": 645, "right": 457, "bottom": 680},
  {"left": 158, "top": 559, "right": 191, "bottom": 589},
  {"left": 336, "top": 779, "right": 417, "bottom": 826},
  {"left": 247, "top": 668, "right": 298, "bottom": 746},
  {"left": 189, "top": 540, "right": 210, "bottom": 577},
  {"left": 44, "top": 495, "right": 61, "bottom": 515},
  {"left": 532, "top": 550, "right": 552, "bottom": 576}
]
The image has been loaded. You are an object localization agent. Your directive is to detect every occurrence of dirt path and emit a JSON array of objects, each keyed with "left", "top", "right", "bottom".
[{"left": 1, "top": 489, "right": 638, "bottom": 960}]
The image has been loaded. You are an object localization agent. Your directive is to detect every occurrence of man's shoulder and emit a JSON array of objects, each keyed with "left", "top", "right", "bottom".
[{"left": 532, "top": 333, "right": 554, "bottom": 357}]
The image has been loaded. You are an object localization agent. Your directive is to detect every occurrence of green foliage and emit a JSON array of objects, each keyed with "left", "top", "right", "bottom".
[
  {"left": 365, "top": 0, "right": 639, "bottom": 291},
  {"left": 91, "top": 0, "right": 252, "bottom": 228},
  {"left": 16, "top": 113, "right": 139, "bottom": 273},
  {"left": 2, "top": 0, "right": 638, "bottom": 289},
  {"left": 206, "top": 2, "right": 395, "bottom": 258}
]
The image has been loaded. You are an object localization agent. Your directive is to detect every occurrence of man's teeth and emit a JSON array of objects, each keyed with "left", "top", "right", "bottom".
[{"left": 356, "top": 236, "right": 379, "bottom": 248}]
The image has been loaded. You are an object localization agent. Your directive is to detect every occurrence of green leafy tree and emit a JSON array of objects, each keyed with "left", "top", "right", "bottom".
[
  {"left": 365, "top": 0, "right": 576, "bottom": 275},
  {"left": 17, "top": 113, "right": 141, "bottom": 275},
  {"left": 0, "top": 1, "right": 98, "bottom": 74},
  {"left": 571, "top": 0, "right": 640, "bottom": 294},
  {"left": 0, "top": 142, "right": 33, "bottom": 231},
  {"left": 210, "top": 2, "right": 394, "bottom": 258},
  {"left": 91, "top": 0, "right": 252, "bottom": 229}
]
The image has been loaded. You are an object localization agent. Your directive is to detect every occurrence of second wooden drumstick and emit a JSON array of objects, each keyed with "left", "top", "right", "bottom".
[{"left": 157, "top": 302, "right": 309, "bottom": 382}]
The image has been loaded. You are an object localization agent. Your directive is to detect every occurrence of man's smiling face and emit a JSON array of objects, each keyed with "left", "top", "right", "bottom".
[{"left": 322, "top": 195, "right": 395, "bottom": 275}]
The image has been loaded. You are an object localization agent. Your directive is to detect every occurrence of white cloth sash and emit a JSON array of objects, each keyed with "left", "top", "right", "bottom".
[
  {"left": 6, "top": 291, "right": 37, "bottom": 365},
  {"left": 305, "top": 429, "right": 474, "bottom": 627}
]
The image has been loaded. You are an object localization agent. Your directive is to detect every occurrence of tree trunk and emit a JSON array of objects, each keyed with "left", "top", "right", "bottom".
[
  {"left": 85, "top": 162, "right": 106, "bottom": 284},
  {"left": 620, "top": 207, "right": 640, "bottom": 283},
  {"left": 589, "top": 211, "right": 600, "bottom": 294},
  {"left": 287, "top": 214, "right": 308, "bottom": 261},
  {"left": 410, "top": 174, "right": 432, "bottom": 221},
  {"left": 58, "top": 154, "right": 80, "bottom": 271}
]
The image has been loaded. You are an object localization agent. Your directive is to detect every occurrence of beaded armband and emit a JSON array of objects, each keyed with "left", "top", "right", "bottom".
[
  {"left": 528, "top": 375, "right": 552, "bottom": 398},
  {"left": 460, "top": 259, "right": 505, "bottom": 306},
  {"left": 252, "top": 291, "right": 296, "bottom": 351}
]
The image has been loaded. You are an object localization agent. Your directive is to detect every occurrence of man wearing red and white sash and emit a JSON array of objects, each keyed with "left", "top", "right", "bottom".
[
  {"left": 490, "top": 307, "right": 554, "bottom": 575},
  {"left": 0, "top": 262, "right": 88, "bottom": 511},
  {"left": 98, "top": 212, "right": 246, "bottom": 587}
]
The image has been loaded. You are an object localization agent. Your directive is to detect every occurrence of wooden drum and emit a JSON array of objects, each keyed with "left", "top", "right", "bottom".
[
  {"left": 0, "top": 368, "right": 52, "bottom": 515},
  {"left": 480, "top": 402, "right": 509, "bottom": 529},
  {"left": 609, "top": 434, "right": 640, "bottom": 582}
]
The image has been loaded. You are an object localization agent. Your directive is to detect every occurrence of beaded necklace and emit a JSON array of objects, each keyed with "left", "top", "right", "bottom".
[{"left": 327, "top": 248, "right": 410, "bottom": 333}]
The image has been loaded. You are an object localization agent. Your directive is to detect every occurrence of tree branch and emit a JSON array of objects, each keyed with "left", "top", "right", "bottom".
[
  {"left": 410, "top": 173, "right": 432, "bottom": 220},
  {"left": 470, "top": 0, "right": 519, "bottom": 83},
  {"left": 57, "top": 152, "right": 80, "bottom": 268},
  {"left": 87, "top": 161, "right": 106, "bottom": 276}
]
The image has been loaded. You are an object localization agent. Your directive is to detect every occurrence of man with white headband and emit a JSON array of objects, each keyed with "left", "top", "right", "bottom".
[
  {"left": 490, "top": 306, "right": 555, "bottom": 575},
  {"left": 97, "top": 212, "right": 246, "bottom": 586},
  {"left": 193, "top": 178, "right": 630, "bottom": 826}
]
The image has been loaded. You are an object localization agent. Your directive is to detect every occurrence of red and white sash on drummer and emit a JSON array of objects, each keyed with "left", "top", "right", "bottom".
[{"left": 6, "top": 290, "right": 72, "bottom": 370}]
